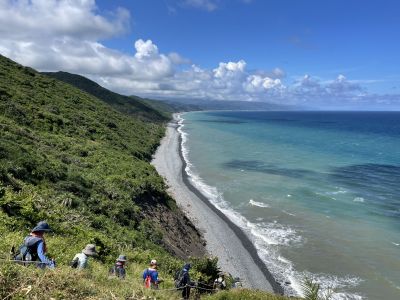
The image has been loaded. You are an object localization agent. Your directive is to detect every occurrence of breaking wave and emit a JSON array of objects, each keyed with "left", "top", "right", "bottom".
[
  {"left": 176, "top": 113, "right": 364, "bottom": 299},
  {"left": 249, "top": 199, "right": 270, "bottom": 208}
]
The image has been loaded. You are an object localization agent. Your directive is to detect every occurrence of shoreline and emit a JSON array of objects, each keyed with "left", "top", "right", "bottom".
[{"left": 152, "top": 113, "right": 283, "bottom": 294}]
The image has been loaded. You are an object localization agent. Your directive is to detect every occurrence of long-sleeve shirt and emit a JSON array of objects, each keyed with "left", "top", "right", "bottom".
[
  {"left": 24, "top": 236, "right": 54, "bottom": 268},
  {"left": 37, "top": 241, "right": 54, "bottom": 268},
  {"left": 72, "top": 253, "right": 89, "bottom": 269}
]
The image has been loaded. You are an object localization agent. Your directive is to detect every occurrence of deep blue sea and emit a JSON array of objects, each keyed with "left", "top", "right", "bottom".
[{"left": 178, "top": 111, "right": 400, "bottom": 300}]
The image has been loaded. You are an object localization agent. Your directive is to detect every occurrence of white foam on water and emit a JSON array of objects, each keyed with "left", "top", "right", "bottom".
[
  {"left": 249, "top": 199, "right": 270, "bottom": 208},
  {"left": 353, "top": 197, "right": 365, "bottom": 203},
  {"left": 328, "top": 188, "right": 348, "bottom": 195},
  {"left": 392, "top": 242, "right": 400, "bottom": 246},
  {"left": 177, "top": 114, "right": 364, "bottom": 299},
  {"left": 247, "top": 221, "right": 302, "bottom": 246},
  {"left": 282, "top": 210, "right": 296, "bottom": 217}
]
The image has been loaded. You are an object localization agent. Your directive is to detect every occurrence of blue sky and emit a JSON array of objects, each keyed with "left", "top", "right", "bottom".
[
  {"left": 100, "top": 0, "right": 400, "bottom": 92},
  {"left": 0, "top": 0, "right": 399, "bottom": 109}
]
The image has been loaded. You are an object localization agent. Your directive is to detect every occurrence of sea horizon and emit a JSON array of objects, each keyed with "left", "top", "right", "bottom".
[{"left": 177, "top": 110, "right": 400, "bottom": 300}]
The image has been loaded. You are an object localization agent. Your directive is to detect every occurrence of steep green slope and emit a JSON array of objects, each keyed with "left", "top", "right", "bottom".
[
  {"left": 0, "top": 55, "right": 299, "bottom": 300},
  {"left": 0, "top": 54, "right": 204, "bottom": 267},
  {"left": 43, "top": 71, "right": 168, "bottom": 122}
]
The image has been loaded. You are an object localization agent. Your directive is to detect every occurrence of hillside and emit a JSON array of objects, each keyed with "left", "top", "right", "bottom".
[
  {"left": 43, "top": 71, "right": 169, "bottom": 122},
  {"left": 0, "top": 55, "right": 300, "bottom": 299},
  {"left": 0, "top": 52, "right": 206, "bottom": 279}
]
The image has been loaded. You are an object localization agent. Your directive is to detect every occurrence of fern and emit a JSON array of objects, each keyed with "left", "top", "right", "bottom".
[{"left": 302, "top": 277, "right": 320, "bottom": 300}]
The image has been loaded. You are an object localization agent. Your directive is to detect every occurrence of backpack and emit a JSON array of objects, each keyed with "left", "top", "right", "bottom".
[
  {"left": 174, "top": 269, "right": 185, "bottom": 288},
  {"left": 14, "top": 244, "right": 32, "bottom": 262},
  {"left": 144, "top": 274, "right": 151, "bottom": 288},
  {"left": 109, "top": 265, "right": 126, "bottom": 279},
  {"left": 70, "top": 258, "right": 79, "bottom": 268},
  {"left": 14, "top": 237, "right": 42, "bottom": 262}
]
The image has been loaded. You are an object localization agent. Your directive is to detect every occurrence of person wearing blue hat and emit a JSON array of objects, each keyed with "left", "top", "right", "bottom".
[
  {"left": 21, "top": 221, "right": 55, "bottom": 268},
  {"left": 179, "top": 263, "right": 193, "bottom": 299}
]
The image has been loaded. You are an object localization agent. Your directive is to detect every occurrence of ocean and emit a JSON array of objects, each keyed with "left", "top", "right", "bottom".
[{"left": 177, "top": 111, "right": 400, "bottom": 300}]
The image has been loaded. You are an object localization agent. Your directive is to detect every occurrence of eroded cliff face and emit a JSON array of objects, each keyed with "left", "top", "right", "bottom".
[{"left": 136, "top": 192, "right": 206, "bottom": 259}]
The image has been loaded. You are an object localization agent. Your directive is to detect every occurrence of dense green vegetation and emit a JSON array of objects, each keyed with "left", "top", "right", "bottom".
[
  {"left": 0, "top": 55, "right": 297, "bottom": 299},
  {"left": 43, "top": 71, "right": 169, "bottom": 122},
  {"left": 44, "top": 70, "right": 203, "bottom": 119},
  {"left": 0, "top": 53, "right": 203, "bottom": 291}
]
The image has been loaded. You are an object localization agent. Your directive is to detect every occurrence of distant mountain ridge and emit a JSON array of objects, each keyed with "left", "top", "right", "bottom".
[
  {"left": 43, "top": 71, "right": 169, "bottom": 122},
  {"left": 44, "top": 71, "right": 293, "bottom": 116},
  {"left": 153, "top": 97, "right": 293, "bottom": 111}
]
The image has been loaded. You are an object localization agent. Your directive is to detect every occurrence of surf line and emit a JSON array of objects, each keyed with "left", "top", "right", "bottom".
[{"left": 176, "top": 121, "right": 284, "bottom": 295}]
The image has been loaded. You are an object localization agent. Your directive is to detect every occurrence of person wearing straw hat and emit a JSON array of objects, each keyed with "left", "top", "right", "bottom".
[
  {"left": 142, "top": 259, "right": 163, "bottom": 289},
  {"left": 70, "top": 244, "right": 97, "bottom": 269},
  {"left": 15, "top": 221, "right": 55, "bottom": 269},
  {"left": 109, "top": 254, "right": 127, "bottom": 279}
]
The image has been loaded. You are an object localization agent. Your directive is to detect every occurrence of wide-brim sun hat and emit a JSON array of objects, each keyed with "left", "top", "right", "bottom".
[
  {"left": 83, "top": 244, "right": 97, "bottom": 256},
  {"left": 32, "top": 221, "right": 51, "bottom": 232},
  {"left": 116, "top": 255, "right": 127, "bottom": 262}
]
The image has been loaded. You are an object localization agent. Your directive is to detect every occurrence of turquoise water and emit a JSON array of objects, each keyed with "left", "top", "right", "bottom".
[{"left": 179, "top": 111, "right": 400, "bottom": 300}]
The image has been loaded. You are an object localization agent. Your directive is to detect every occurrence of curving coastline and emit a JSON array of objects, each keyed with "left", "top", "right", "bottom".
[{"left": 152, "top": 114, "right": 283, "bottom": 294}]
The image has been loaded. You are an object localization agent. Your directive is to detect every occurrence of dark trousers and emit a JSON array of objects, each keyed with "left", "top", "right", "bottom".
[{"left": 182, "top": 286, "right": 190, "bottom": 299}]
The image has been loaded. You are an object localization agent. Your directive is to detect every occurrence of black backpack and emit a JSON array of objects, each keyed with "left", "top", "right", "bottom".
[
  {"left": 14, "top": 237, "right": 42, "bottom": 262},
  {"left": 174, "top": 269, "right": 185, "bottom": 288},
  {"left": 70, "top": 258, "right": 79, "bottom": 268}
]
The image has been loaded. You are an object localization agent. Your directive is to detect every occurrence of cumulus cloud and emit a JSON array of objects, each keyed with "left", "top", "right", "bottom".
[
  {"left": 327, "top": 74, "right": 363, "bottom": 95},
  {"left": 0, "top": 0, "right": 398, "bottom": 109},
  {"left": 0, "top": 0, "right": 130, "bottom": 40},
  {"left": 244, "top": 75, "right": 283, "bottom": 93},
  {"left": 0, "top": 1, "right": 177, "bottom": 81}
]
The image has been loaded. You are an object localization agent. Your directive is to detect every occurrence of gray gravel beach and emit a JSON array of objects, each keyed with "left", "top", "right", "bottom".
[{"left": 152, "top": 115, "right": 281, "bottom": 293}]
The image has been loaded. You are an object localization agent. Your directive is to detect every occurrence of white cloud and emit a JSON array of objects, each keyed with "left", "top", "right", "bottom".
[
  {"left": 0, "top": 0, "right": 398, "bottom": 109},
  {"left": 0, "top": 1, "right": 176, "bottom": 80},
  {"left": 244, "top": 75, "right": 283, "bottom": 93},
  {"left": 213, "top": 60, "right": 246, "bottom": 78},
  {"left": 327, "top": 74, "right": 363, "bottom": 95},
  {"left": 134, "top": 39, "right": 159, "bottom": 60},
  {"left": 0, "top": 0, "right": 130, "bottom": 40}
]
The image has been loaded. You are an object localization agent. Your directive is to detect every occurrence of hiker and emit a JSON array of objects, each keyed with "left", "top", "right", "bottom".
[
  {"left": 176, "top": 263, "right": 194, "bottom": 300},
  {"left": 142, "top": 259, "right": 162, "bottom": 289},
  {"left": 109, "top": 255, "right": 127, "bottom": 279},
  {"left": 70, "top": 244, "right": 97, "bottom": 269},
  {"left": 14, "top": 221, "right": 55, "bottom": 269},
  {"left": 232, "top": 277, "right": 242, "bottom": 288},
  {"left": 213, "top": 272, "right": 227, "bottom": 290}
]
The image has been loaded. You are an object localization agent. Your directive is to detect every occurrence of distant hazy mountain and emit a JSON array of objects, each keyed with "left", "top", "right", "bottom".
[
  {"left": 145, "top": 97, "right": 294, "bottom": 112},
  {"left": 44, "top": 71, "right": 293, "bottom": 115}
]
